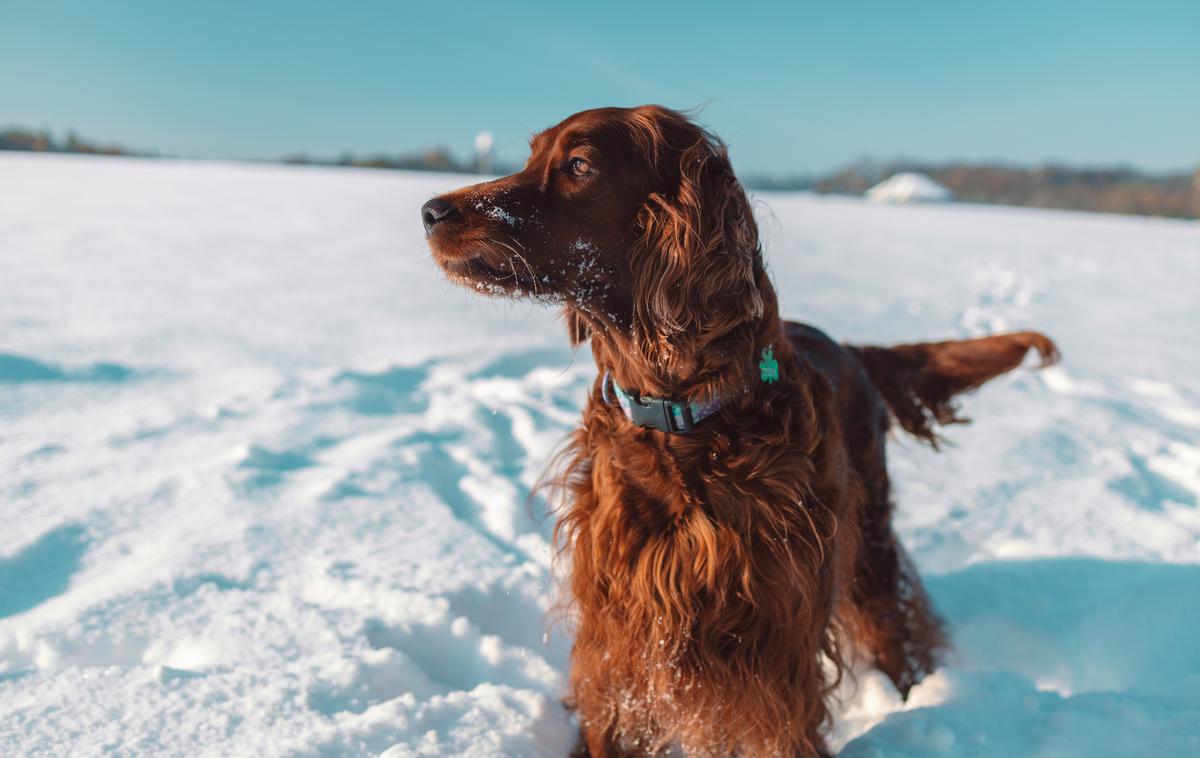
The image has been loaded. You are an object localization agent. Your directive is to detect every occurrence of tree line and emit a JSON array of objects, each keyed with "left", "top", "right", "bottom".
[{"left": 4, "top": 127, "right": 1196, "bottom": 219}]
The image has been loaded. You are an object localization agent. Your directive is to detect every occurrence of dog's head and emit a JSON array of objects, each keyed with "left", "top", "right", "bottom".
[{"left": 423, "top": 106, "right": 766, "bottom": 385}]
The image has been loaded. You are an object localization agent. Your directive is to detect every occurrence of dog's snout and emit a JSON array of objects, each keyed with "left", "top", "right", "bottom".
[{"left": 421, "top": 198, "right": 458, "bottom": 233}]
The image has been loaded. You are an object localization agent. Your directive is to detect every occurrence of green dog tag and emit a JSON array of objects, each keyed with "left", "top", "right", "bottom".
[{"left": 759, "top": 347, "right": 779, "bottom": 383}]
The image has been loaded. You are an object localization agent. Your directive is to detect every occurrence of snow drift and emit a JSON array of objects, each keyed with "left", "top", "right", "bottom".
[{"left": 866, "top": 172, "right": 955, "bottom": 204}]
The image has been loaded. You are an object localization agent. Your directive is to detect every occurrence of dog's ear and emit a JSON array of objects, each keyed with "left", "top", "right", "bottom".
[
  {"left": 563, "top": 305, "right": 591, "bottom": 347},
  {"left": 630, "top": 123, "right": 763, "bottom": 375}
]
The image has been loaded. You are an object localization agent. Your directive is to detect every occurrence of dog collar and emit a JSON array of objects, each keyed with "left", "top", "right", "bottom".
[
  {"left": 601, "top": 371, "right": 725, "bottom": 434},
  {"left": 599, "top": 347, "right": 778, "bottom": 434}
]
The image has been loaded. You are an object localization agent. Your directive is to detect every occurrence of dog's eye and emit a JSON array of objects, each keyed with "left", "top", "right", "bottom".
[{"left": 568, "top": 157, "right": 592, "bottom": 176}]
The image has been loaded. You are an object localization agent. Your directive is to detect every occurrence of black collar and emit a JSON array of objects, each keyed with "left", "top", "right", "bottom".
[
  {"left": 598, "top": 347, "right": 780, "bottom": 434},
  {"left": 601, "top": 371, "right": 726, "bottom": 434}
]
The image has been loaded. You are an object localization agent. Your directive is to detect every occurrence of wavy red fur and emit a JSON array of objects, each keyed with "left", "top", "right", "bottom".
[{"left": 423, "top": 105, "right": 1058, "bottom": 756}]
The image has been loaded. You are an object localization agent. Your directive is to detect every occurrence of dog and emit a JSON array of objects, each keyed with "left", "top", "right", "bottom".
[{"left": 422, "top": 105, "right": 1057, "bottom": 757}]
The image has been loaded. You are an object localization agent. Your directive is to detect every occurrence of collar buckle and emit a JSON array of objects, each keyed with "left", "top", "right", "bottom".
[
  {"left": 603, "top": 372, "right": 701, "bottom": 435},
  {"left": 628, "top": 394, "right": 695, "bottom": 434}
]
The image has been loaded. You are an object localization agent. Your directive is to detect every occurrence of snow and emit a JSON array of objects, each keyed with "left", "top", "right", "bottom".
[
  {"left": 866, "top": 172, "right": 954, "bottom": 203},
  {"left": 1, "top": 152, "right": 1198, "bottom": 756}
]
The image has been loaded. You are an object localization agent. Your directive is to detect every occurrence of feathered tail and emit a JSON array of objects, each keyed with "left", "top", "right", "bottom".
[{"left": 850, "top": 331, "right": 1059, "bottom": 446}]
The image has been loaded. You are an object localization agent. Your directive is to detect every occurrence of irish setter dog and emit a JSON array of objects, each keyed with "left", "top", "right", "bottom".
[{"left": 422, "top": 105, "right": 1057, "bottom": 757}]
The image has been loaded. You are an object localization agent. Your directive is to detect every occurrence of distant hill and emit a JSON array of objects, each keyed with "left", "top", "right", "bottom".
[
  {"left": 279, "top": 148, "right": 517, "bottom": 175},
  {"left": 3, "top": 126, "right": 1196, "bottom": 219},
  {"left": 0, "top": 127, "right": 136, "bottom": 156},
  {"left": 810, "top": 160, "right": 1200, "bottom": 219},
  {"left": 0, "top": 127, "right": 492, "bottom": 174},
  {"left": 865, "top": 172, "right": 954, "bottom": 204}
]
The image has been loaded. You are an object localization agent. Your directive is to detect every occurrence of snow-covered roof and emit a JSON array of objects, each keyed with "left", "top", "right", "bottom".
[{"left": 866, "top": 172, "right": 954, "bottom": 203}]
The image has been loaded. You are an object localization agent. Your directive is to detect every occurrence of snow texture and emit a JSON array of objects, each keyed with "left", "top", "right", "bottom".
[
  {"left": 1, "top": 153, "right": 1198, "bottom": 757},
  {"left": 866, "top": 172, "right": 954, "bottom": 204}
]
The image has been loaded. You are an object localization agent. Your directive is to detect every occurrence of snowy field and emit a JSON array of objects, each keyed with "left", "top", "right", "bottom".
[{"left": 1, "top": 152, "right": 1198, "bottom": 757}]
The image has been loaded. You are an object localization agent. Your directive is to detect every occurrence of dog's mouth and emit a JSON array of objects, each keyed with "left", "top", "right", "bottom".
[
  {"left": 442, "top": 253, "right": 510, "bottom": 286},
  {"left": 432, "top": 243, "right": 548, "bottom": 299}
]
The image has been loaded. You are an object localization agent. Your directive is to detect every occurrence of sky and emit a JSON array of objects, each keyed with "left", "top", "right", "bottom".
[{"left": 1, "top": 0, "right": 1197, "bottom": 176}]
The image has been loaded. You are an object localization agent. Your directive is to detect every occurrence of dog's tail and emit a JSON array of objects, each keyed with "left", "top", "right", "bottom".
[{"left": 849, "top": 331, "right": 1059, "bottom": 447}]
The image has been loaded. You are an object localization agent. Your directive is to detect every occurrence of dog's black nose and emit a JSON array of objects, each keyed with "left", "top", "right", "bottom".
[{"left": 421, "top": 198, "right": 458, "bottom": 233}]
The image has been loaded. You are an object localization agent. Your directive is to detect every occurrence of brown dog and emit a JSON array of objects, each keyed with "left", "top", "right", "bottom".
[{"left": 423, "top": 105, "right": 1057, "bottom": 757}]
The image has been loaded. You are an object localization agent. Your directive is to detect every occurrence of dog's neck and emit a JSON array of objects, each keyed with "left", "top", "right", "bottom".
[{"left": 585, "top": 274, "right": 789, "bottom": 411}]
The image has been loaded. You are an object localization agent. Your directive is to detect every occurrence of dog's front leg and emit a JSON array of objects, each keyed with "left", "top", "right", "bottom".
[
  {"left": 575, "top": 721, "right": 625, "bottom": 758},
  {"left": 570, "top": 684, "right": 649, "bottom": 758}
]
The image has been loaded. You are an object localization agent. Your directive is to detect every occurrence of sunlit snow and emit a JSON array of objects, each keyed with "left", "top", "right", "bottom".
[{"left": 1, "top": 153, "right": 1198, "bottom": 756}]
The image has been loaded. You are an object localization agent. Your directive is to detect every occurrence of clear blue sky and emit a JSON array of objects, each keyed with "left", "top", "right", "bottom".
[{"left": 2, "top": 0, "right": 1197, "bottom": 175}]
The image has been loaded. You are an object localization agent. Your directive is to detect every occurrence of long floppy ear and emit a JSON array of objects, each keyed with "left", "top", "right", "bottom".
[
  {"left": 563, "top": 305, "right": 591, "bottom": 347},
  {"left": 630, "top": 126, "right": 763, "bottom": 377}
]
